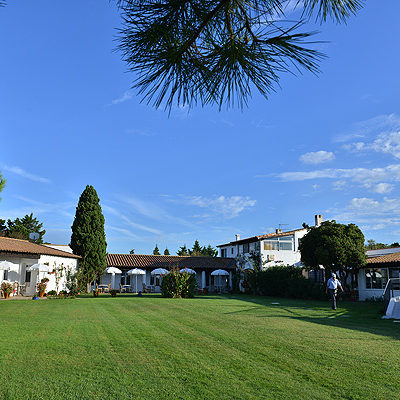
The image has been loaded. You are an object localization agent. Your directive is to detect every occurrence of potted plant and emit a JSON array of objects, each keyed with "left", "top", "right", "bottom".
[
  {"left": 37, "top": 277, "right": 49, "bottom": 298},
  {"left": 109, "top": 289, "right": 118, "bottom": 297},
  {"left": 1, "top": 282, "right": 13, "bottom": 299}
]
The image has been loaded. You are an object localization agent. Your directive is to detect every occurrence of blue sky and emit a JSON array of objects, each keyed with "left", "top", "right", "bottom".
[{"left": 1, "top": 1, "right": 400, "bottom": 254}]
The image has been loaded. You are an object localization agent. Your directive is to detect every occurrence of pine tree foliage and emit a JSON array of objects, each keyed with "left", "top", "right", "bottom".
[
  {"left": 70, "top": 185, "right": 107, "bottom": 288},
  {"left": 153, "top": 244, "right": 161, "bottom": 255},
  {"left": 3, "top": 213, "right": 46, "bottom": 243},
  {"left": 130, "top": 248, "right": 135, "bottom": 254},
  {"left": 164, "top": 247, "right": 170, "bottom": 255},
  {"left": 117, "top": 0, "right": 363, "bottom": 110},
  {"left": 177, "top": 244, "right": 189, "bottom": 256}
]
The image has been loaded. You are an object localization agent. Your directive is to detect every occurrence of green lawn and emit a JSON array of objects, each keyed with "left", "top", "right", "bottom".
[{"left": 1, "top": 294, "right": 399, "bottom": 400}]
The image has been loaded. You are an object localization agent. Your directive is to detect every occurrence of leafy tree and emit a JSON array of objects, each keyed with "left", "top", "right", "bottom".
[
  {"left": 299, "top": 220, "right": 366, "bottom": 288},
  {"left": 70, "top": 185, "right": 107, "bottom": 292},
  {"left": 177, "top": 244, "right": 189, "bottom": 256},
  {"left": 0, "top": 172, "right": 5, "bottom": 200},
  {"left": 153, "top": 244, "right": 160, "bottom": 255},
  {"left": 164, "top": 247, "right": 170, "bottom": 255},
  {"left": 117, "top": 0, "right": 362, "bottom": 110},
  {"left": 129, "top": 248, "right": 135, "bottom": 254},
  {"left": 161, "top": 267, "right": 197, "bottom": 298},
  {"left": 6, "top": 213, "right": 46, "bottom": 243}
]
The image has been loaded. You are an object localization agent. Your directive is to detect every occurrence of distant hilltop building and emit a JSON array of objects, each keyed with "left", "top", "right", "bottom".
[{"left": 217, "top": 214, "right": 323, "bottom": 268}]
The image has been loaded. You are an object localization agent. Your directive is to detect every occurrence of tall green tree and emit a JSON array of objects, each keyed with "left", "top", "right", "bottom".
[
  {"left": 164, "top": 247, "right": 170, "bottom": 255},
  {"left": 153, "top": 244, "right": 160, "bottom": 255},
  {"left": 117, "top": 0, "right": 362, "bottom": 110},
  {"left": 189, "top": 240, "right": 203, "bottom": 256},
  {"left": 299, "top": 220, "right": 366, "bottom": 287},
  {"left": 5, "top": 213, "right": 46, "bottom": 243},
  {"left": 70, "top": 185, "right": 107, "bottom": 291},
  {"left": 202, "top": 244, "right": 218, "bottom": 257}
]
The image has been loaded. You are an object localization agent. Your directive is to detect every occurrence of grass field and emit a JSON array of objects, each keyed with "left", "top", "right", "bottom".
[{"left": 1, "top": 294, "right": 400, "bottom": 400}]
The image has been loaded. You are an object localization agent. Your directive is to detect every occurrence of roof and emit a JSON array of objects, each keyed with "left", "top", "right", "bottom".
[
  {"left": 0, "top": 237, "right": 80, "bottom": 259},
  {"left": 366, "top": 252, "right": 400, "bottom": 266},
  {"left": 366, "top": 247, "right": 400, "bottom": 258},
  {"left": 217, "top": 228, "right": 306, "bottom": 247},
  {"left": 106, "top": 254, "right": 236, "bottom": 270},
  {"left": 44, "top": 244, "right": 73, "bottom": 254}
]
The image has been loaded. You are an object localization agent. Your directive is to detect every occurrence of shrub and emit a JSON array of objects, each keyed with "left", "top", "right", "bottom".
[
  {"left": 47, "top": 290, "right": 57, "bottom": 296},
  {"left": 1, "top": 282, "right": 13, "bottom": 295},
  {"left": 250, "top": 265, "right": 325, "bottom": 300},
  {"left": 110, "top": 289, "right": 118, "bottom": 297},
  {"left": 161, "top": 267, "right": 197, "bottom": 298}
]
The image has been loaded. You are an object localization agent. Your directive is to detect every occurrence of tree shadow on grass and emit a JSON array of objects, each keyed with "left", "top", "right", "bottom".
[{"left": 223, "top": 294, "right": 400, "bottom": 340}]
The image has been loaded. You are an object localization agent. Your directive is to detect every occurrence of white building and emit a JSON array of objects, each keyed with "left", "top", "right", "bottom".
[
  {"left": 0, "top": 237, "right": 80, "bottom": 296},
  {"left": 217, "top": 215, "right": 324, "bottom": 269}
]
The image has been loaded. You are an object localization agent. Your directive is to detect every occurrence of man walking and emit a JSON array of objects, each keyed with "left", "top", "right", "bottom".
[{"left": 326, "top": 273, "right": 344, "bottom": 310}]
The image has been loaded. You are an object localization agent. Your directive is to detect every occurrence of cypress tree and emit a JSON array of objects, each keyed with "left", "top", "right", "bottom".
[
  {"left": 153, "top": 244, "right": 160, "bottom": 255},
  {"left": 164, "top": 248, "right": 170, "bottom": 255},
  {"left": 70, "top": 185, "right": 107, "bottom": 291}
]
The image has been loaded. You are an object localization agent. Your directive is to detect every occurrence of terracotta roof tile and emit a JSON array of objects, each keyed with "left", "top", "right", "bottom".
[
  {"left": 366, "top": 252, "right": 400, "bottom": 265},
  {"left": 106, "top": 254, "right": 235, "bottom": 270},
  {"left": 0, "top": 237, "right": 80, "bottom": 259}
]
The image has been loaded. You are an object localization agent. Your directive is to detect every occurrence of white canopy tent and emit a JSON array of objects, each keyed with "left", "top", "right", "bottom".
[
  {"left": 180, "top": 268, "right": 196, "bottom": 274},
  {"left": 105, "top": 267, "right": 122, "bottom": 289},
  {"left": 127, "top": 268, "right": 146, "bottom": 293}
]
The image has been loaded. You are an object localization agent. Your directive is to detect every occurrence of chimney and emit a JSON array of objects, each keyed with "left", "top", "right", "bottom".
[
  {"left": 276, "top": 229, "right": 282, "bottom": 234},
  {"left": 235, "top": 234, "right": 240, "bottom": 241},
  {"left": 315, "top": 214, "right": 323, "bottom": 227}
]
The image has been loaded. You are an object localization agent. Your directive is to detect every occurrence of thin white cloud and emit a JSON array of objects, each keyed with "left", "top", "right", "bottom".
[
  {"left": 3, "top": 165, "right": 50, "bottom": 184},
  {"left": 299, "top": 151, "right": 335, "bottom": 165},
  {"left": 102, "top": 205, "right": 162, "bottom": 235},
  {"left": 109, "top": 91, "right": 133, "bottom": 106},
  {"left": 365, "top": 182, "right": 394, "bottom": 194},
  {"left": 345, "top": 131, "right": 400, "bottom": 159},
  {"left": 276, "top": 164, "right": 400, "bottom": 185},
  {"left": 333, "top": 113, "right": 400, "bottom": 143},
  {"left": 183, "top": 195, "right": 256, "bottom": 218}
]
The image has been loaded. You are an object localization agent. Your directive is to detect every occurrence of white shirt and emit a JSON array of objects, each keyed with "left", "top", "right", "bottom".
[{"left": 327, "top": 278, "right": 341, "bottom": 290}]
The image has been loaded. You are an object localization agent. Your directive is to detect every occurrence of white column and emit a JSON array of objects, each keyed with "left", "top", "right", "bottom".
[{"left": 201, "top": 270, "right": 206, "bottom": 289}]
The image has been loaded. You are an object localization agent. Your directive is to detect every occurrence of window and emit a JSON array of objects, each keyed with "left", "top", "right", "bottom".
[
  {"left": 221, "top": 248, "right": 227, "bottom": 257},
  {"left": 264, "top": 237, "right": 293, "bottom": 251},
  {"left": 231, "top": 247, "right": 234, "bottom": 255},
  {"left": 365, "top": 268, "right": 388, "bottom": 289},
  {"left": 25, "top": 270, "right": 31, "bottom": 283},
  {"left": 243, "top": 243, "right": 249, "bottom": 253},
  {"left": 4, "top": 270, "right": 8, "bottom": 281},
  {"left": 264, "top": 240, "right": 279, "bottom": 250}
]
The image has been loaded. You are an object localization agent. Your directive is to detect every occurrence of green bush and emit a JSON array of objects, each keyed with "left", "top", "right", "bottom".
[
  {"left": 47, "top": 290, "right": 57, "bottom": 296},
  {"left": 161, "top": 268, "right": 197, "bottom": 298},
  {"left": 247, "top": 265, "right": 325, "bottom": 300}
]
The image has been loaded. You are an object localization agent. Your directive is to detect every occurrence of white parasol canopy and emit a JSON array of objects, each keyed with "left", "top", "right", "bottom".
[
  {"left": 127, "top": 268, "right": 146, "bottom": 275},
  {"left": 180, "top": 268, "right": 196, "bottom": 274},
  {"left": 242, "top": 265, "right": 254, "bottom": 271},
  {"left": 27, "top": 263, "right": 52, "bottom": 272},
  {"left": 211, "top": 269, "right": 229, "bottom": 276},
  {"left": 127, "top": 268, "right": 146, "bottom": 293},
  {"left": 151, "top": 268, "right": 169, "bottom": 275},
  {"left": 105, "top": 267, "right": 122, "bottom": 289},
  {"left": 0, "top": 261, "right": 19, "bottom": 272}
]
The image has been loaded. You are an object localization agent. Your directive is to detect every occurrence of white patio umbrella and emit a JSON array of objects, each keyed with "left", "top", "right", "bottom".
[
  {"left": 127, "top": 268, "right": 146, "bottom": 293},
  {"left": 151, "top": 268, "right": 169, "bottom": 275},
  {"left": 0, "top": 261, "right": 19, "bottom": 282},
  {"left": 180, "top": 268, "right": 196, "bottom": 274},
  {"left": 211, "top": 269, "right": 229, "bottom": 288},
  {"left": 243, "top": 265, "right": 254, "bottom": 271},
  {"left": 0, "top": 261, "right": 19, "bottom": 272},
  {"left": 211, "top": 269, "right": 229, "bottom": 276},
  {"left": 105, "top": 267, "right": 122, "bottom": 289},
  {"left": 27, "top": 263, "right": 53, "bottom": 285}
]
